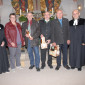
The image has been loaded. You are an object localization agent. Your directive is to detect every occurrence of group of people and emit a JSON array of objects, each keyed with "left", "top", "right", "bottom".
[{"left": 0, "top": 9, "right": 85, "bottom": 74}]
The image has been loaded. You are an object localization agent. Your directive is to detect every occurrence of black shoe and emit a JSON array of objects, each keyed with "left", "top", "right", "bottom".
[
  {"left": 55, "top": 66, "right": 60, "bottom": 70},
  {"left": 36, "top": 68, "right": 40, "bottom": 71},
  {"left": 48, "top": 65, "right": 53, "bottom": 69},
  {"left": 6, "top": 70, "right": 10, "bottom": 72},
  {"left": 64, "top": 65, "right": 70, "bottom": 70},
  {"left": 41, "top": 66, "right": 45, "bottom": 69},
  {"left": 78, "top": 68, "right": 82, "bottom": 71},
  {"left": 71, "top": 67, "right": 75, "bottom": 69},
  {"left": 29, "top": 65, "right": 34, "bottom": 69}
]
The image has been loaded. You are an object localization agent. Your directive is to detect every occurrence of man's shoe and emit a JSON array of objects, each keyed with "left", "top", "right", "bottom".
[
  {"left": 64, "top": 65, "right": 70, "bottom": 70},
  {"left": 41, "top": 66, "right": 45, "bottom": 69},
  {"left": 48, "top": 65, "right": 53, "bottom": 69},
  {"left": 36, "top": 68, "right": 40, "bottom": 71},
  {"left": 78, "top": 68, "right": 82, "bottom": 71},
  {"left": 71, "top": 67, "right": 75, "bottom": 69},
  {"left": 29, "top": 65, "right": 34, "bottom": 69},
  {"left": 55, "top": 66, "right": 60, "bottom": 70}
]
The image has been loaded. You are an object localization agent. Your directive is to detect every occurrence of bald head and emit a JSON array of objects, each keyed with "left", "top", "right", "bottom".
[
  {"left": 56, "top": 9, "right": 63, "bottom": 19},
  {"left": 72, "top": 9, "right": 80, "bottom": 19},
  {"left": 27, "top": 12, "right": 33, "bottom": 21}
]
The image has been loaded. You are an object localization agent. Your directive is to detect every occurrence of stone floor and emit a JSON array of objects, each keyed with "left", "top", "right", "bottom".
[{"left": 0, "top": 50, "right": 85, "bottom": 85}]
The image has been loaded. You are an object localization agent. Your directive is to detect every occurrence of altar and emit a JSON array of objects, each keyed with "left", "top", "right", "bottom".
[{"left": 11, "top": 0, "right": 61, "bottom": 22}]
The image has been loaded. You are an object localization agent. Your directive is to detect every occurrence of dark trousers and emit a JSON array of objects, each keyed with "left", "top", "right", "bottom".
[
  {"left": 57, "top": 42, "right": 68, "bottom": 67},
  {"left": 41, "top": 45, "right": 52, "bottom": 66}
]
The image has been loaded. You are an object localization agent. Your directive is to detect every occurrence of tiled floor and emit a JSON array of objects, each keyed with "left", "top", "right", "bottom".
[{"left": 0, "top": 51, "right": 85, "bottom": 85}]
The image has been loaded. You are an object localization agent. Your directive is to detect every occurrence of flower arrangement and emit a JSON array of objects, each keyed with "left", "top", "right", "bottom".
[{"left": 19, "top": 15, "right": 27, "bottom": 22}]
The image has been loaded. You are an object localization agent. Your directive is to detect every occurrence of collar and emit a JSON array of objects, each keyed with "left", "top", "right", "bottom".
[
  {"left": 28, "top": 20, "right": 32, "bottom": 25},
  {"left": 45, "top": 19, "right": 50, "bottom": 23}
]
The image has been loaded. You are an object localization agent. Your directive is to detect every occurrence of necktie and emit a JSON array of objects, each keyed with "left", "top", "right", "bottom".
[{"left": 28, "top": 22, "right": 31, "bottom": 34}]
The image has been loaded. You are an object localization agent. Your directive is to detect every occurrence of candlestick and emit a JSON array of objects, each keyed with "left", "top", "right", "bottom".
[
  {"left": 52, "top": 8, "right": 54, "bottom": 15},
  {"left": 27, "top": 9, "right": 28, "bottom": 13},
  {"left": 20, "top": 9, "right": 21, "bottom": 16},
  {"left": 45, "top": 7, "right": 47, "bottom": 12}
]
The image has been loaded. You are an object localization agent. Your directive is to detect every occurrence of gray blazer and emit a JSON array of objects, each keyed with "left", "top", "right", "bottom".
[
  {"left": 22, "top": 19, "right": 40, "bottom": 47},
  {"left": 51, "top": 18, "right": 69, "bottom": 44}
]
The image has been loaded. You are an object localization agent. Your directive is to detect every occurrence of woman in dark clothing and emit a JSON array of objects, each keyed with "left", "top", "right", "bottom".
[{"left": 0, "top": 24, "right": 9, "bottom": 74}]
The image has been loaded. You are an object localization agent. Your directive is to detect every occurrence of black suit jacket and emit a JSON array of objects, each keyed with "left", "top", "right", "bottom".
[
  {"left": 51, "top": 18, "right": 69, "bottom": 44},
  {"left": 39, "top": 20, "right": 52, "bottom": 41}
]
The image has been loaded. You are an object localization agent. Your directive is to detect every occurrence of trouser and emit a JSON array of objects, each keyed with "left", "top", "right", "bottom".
[
  {"left": 27, "top": 39, "right": 40, "bottom": 68},
  {"left": 41, "top": 45, "right": 52, "bottom": 66},
  {"left": 57, "top": 42, "right": 68, "bottom": 67},
  {"left": 9, "top": 44, "right": 21, "bottom": 69}
]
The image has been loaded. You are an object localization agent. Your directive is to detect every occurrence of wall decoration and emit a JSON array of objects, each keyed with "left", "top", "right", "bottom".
[
  {"left": 11, "top": 0, "right": 20, "bottom": 15},
  {"left": 40, "top": 0, "right": 46, "bottom": 12},
  {"left": 54, "top": 0, "right": 61, "bottom": 12}
]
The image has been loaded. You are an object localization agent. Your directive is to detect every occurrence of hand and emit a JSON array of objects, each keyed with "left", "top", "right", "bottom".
[
  {"left": 25, "top": 34, "right": 30, "bottom": 38},
  {"left": 29, "top": 36, "right": 33, "bottom": 40},
  {"left": 52, "top": 42, "right": 56, "bottom": 46},
  {"left": 46, "top": 40, "right": 51, "bottom": 44},
  {"left": 41, "top": 34, "right": 44, "bottom": 38},
  {"left": 11, "top": 42, "right": 15, "bottom": 47},
  {"left": 67, "top": 40, "right": 70, "bottom": 45},
  {"left": 23, "top": 41, "right": 25, "bottom": 45},
  {"left": 82, "top": 43, "right": 85, "bottom": 45},
  {"left": 1, "top": 41, "right": 5, "bottom": 47}
]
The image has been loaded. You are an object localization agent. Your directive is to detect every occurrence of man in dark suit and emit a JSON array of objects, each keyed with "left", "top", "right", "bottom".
[
  {"left": 51, "top": 9, "right": 70, "bottom": 70},
  {"left": 39, "top": 12, "right": 53, "bottom": 69},
  {"left": 22, "top": 12, "right": 40, "bottom": 71}
]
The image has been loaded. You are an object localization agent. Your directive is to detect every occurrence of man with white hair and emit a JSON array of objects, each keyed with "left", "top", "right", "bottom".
[
  {"left": 69, "top": 9, "right": 85, "bottom": 71},
  {"left": 51, "top": 9, "right": 70, "bottom": 70}
]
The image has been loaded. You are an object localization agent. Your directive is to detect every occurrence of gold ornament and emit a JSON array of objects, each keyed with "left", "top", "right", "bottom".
[
  {"left": 28, "top": 0, "right": 33, "bottom": 12},
  {"left": 40, "top": 0, "right": 46, "bottom": 12},
  {"left": 54, "top": 0, "right": 61, "bottom": 12}
]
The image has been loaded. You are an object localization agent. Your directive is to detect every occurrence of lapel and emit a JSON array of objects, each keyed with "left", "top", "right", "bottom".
[
  {"left": 31, "top": 19, "right": 35, "bottom": 36},
  {"left": 25, "top": 21, "right": 28, "bottom": 30},
  {"left": 56, "top": 18, "right": 63, "bottom": 28}
]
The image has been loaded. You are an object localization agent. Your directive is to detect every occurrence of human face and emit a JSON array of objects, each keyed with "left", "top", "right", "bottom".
[
  {"left": 10, "top": 15, "right": 16, "bottom": 23},
  {"left": 56, "top": 10, "right": 63, "bottom": 19},
  {"left": 27, "top": 13, "right": 33, "bottom": 21},
  {"left": 44, "top": 12, "right": 50, "bottom": 20},
  {"left": 72, "top": 10, "right": 80, "bottom": 19}
]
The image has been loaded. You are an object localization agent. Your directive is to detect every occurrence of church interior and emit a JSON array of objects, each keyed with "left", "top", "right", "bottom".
[{"left": 0, "top": 0, "right": 85, "bottom": 85}]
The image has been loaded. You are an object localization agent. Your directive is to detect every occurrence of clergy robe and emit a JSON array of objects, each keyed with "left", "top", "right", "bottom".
[
  {"left": 0, "top": 24, "right": 9, "bottom": 74},
  {"left": 81, "top": 19, "right": 85, "bottom": 66},
  {"left": 69, "top": 18, "right": 85, "bottom": 68}
]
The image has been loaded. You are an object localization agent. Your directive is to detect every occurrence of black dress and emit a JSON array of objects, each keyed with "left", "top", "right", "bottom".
[
  {"left": 69, "top": 18, "right": 85, "bottom": 69},
  {"left": 0, "top": 24, "right": 9, "bottom": 74}
]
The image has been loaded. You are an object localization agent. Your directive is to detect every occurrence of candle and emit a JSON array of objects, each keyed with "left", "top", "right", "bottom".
[
  {"left": 27, "top": 9, "right": 28, "bottom": 13},
  {"left": 52, "top": 8, "right": 54, "bottom": 15},
  {"left": 45, "top": 7, "right": 47, "bottom": 12},
  {"left": 20, "top": 9, "right": 21, "bottom": 16}
]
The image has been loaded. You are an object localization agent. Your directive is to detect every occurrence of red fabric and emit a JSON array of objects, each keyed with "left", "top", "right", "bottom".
[
  {"left": 28, "top": 20, "right": 32, "bottom": 26},
  {"left": 5, "top": 21, "right": 24, "bottom": 47}
]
